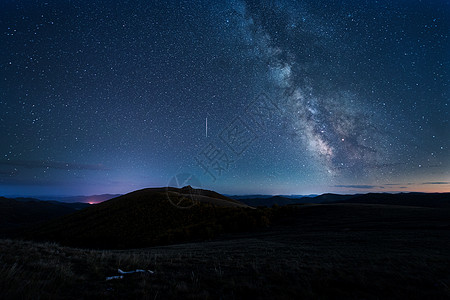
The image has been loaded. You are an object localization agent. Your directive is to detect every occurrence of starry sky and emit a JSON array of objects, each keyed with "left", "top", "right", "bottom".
[{"left": 0, "top": 0, "right": 449, "bottom": 197}]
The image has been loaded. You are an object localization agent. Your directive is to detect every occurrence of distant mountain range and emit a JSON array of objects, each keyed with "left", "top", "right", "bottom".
[
  {"left": 234, "top": 192, "right": 450, "bottom": 208},
  {"left": 228, "top": 194, "right": 318, "bottom": 200},
  {"left": 2, "top": 194, "right": 121, "bottom": 203},
  {"left": 33, "top": 194, "right": 122, "bottom": 203},
  {"left": 232, "top": 193, "right": 358, "bottom": 207},
  {"left": 333, "top": 192, "right": 450, "bottom": 208},
  {"left": 8, "top": 192, "right": 449, "bottom": 207},
  {"left": 2, "top": 188, "right": 449, "bottom": 248}
]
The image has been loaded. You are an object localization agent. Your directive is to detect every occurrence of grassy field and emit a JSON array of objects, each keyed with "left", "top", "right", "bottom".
[{"left": 1, "top": 203, "right": 449, "bottom": 299}]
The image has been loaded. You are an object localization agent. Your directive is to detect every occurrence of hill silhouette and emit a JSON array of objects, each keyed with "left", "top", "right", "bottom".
[
  {"left": 0, "top": 197, "right": 89, "bottom": 236},
  {"left": 11, "top": 190, "right": 450, "bottom": 250},
  {"left": 25, "top": 187, "right": 269, "bottom": 249}
]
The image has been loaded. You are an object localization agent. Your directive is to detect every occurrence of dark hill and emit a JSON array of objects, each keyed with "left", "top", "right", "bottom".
[
  {"left": 25, "top": 187, "right": 268, "bottom": 249},
  {"left": 0, "top": 197, "right": 89, "bottom": 236}
]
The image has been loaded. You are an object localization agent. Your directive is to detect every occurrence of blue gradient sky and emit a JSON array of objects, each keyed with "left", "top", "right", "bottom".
[{"left": 0, "top": 0, "right": 449, "bottom": 196}]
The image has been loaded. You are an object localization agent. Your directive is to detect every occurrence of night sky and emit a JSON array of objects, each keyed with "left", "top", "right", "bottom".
[{"left": 1, "top": 0, "right": 449, "bottom": 197}]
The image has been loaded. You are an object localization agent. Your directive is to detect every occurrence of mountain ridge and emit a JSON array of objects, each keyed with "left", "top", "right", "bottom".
[
  {"left": 22, "top": 186, "right": 268, "bottom": 249},
  {"left": 236, "top": 192, "right": 450, "bottom": 207}
]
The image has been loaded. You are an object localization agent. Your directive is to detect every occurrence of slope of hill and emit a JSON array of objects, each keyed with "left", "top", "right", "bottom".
[
  {"left": 25, "top": 187, "right": 268, "bottom": 249},
  {"left": 0, "top": 197, "right": 89, "bottom": 235}
]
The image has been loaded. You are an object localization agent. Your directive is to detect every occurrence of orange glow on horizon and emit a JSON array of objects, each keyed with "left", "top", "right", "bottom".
[{"left": 334, "top": 183, "right": 450, "bottom": 194}]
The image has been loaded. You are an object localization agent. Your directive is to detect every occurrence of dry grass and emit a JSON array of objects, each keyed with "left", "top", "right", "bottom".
[{"left": 1, "top": 204, "right": 450, "bottom": 299}]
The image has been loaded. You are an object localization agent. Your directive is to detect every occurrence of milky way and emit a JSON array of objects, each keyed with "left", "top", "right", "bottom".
[
  {"left": 0, "top": 0, "right": 448, "bottom": 196},
  {"left": 214, "top": 0, "right": 448, "bottom": 184}
]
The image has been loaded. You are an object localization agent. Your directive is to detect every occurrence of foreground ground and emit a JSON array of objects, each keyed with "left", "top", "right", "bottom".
[{"left": 1, "top": 203, "right": 449, "bottom": 299}]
